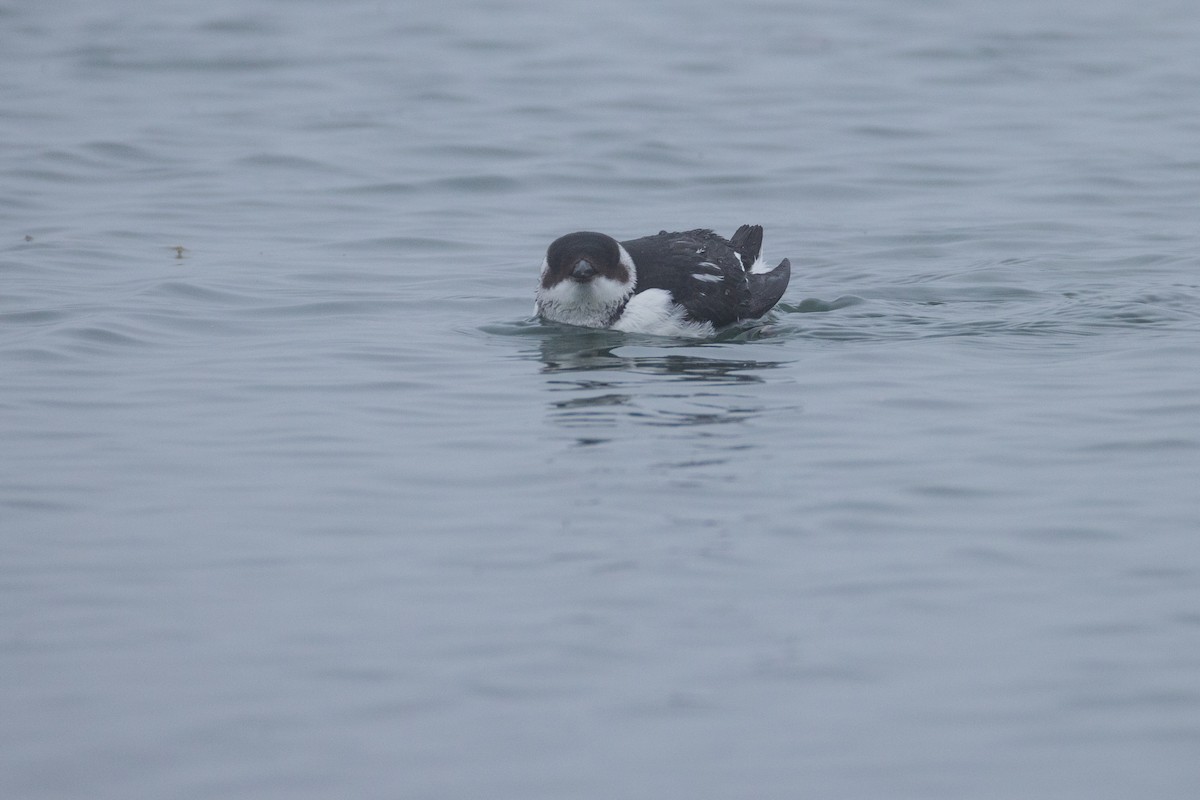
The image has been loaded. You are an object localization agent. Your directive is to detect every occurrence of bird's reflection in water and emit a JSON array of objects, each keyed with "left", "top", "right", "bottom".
[{"left": 532, "top": 326, "right": 791, "bottom": 445}]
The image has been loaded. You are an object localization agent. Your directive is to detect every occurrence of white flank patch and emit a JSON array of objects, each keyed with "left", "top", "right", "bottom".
[
  {"left": 749, "top": 254, "right": 772, "bottom": 275},
  {"left": 692, "top": 272, "right": 723, "bottom": 283},
  {"left": 611, "top": 289, "right": 715, "bottom": 338}
]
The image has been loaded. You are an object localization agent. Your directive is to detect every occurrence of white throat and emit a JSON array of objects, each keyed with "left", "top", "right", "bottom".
[{"left": 535, "top": 244, "right": 637, "bottom": 329}]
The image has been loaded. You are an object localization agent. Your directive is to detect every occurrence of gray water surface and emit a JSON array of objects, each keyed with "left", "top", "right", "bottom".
[{"left": 4, "top": 1, "right": 1200, "bottom": 798}]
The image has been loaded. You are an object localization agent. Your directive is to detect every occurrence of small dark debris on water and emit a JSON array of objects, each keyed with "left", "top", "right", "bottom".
[
  {"left": 172, "top": 245, "right": 187, "bottom": 259},
  {"left": 24, "top": 234, "right": 33, "bottom": 242}
]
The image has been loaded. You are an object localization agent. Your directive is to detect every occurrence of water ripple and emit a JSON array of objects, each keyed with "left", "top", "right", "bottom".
[{"left": 5, "top": 3, "right": 1200, "bottom": 798}]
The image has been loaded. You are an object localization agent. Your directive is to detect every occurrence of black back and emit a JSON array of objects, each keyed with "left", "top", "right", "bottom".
[{"left": 620, "top": 229, "right": 754, "bottom": 327}]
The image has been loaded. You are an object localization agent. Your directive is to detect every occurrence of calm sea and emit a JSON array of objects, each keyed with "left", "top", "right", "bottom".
[{"left": 3, "top": 1, "right": 1199, "bottom": 798}]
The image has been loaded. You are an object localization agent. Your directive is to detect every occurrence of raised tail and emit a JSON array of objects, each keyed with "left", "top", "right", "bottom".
[
  {"left": 746, "top": 258, "right": 791, "bottom": 318},
  {"left": 729, "top": 224, "right": 763, "bottom": 270}
]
